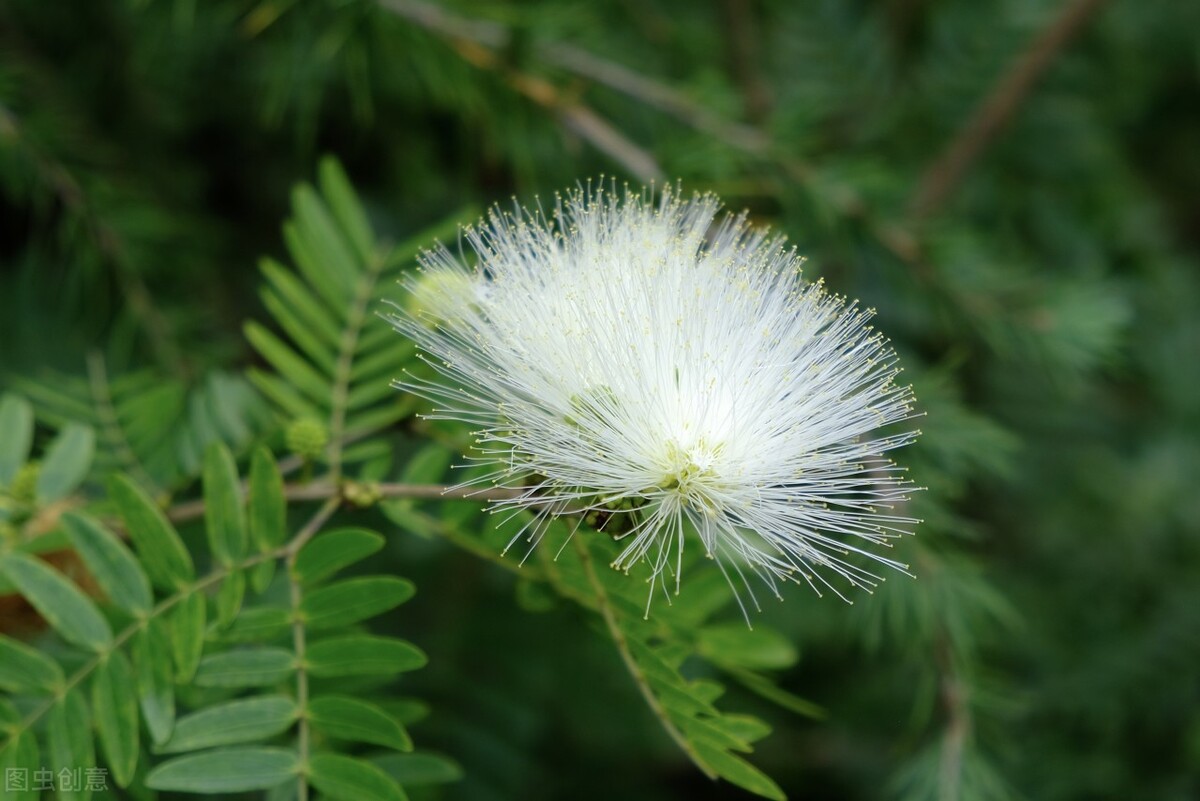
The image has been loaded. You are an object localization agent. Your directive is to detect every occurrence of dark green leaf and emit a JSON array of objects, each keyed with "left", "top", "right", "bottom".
[
  {"left": 158, "top": 695, "right": 297, "bottom": 753},
  {"left": 109, "top": 474, "right": 195, "bottom": 591},
  {"left": 92, "top": 650, "right": 139, "bottom": 787},
  {"left": 308, "top": 753, "right": 407, "bottom": 801},
  {"left": 0, "top": 553, "right": 112, "bottom": 651},
  {"left": 146, "top": 748, "right": 299, "bottom": 793},
  {"left": 203, "top": 443, "right": 247, "bottom": 566},
  {"left": 0, "top": 394, "right": 33, "bottom": 485},
  {"left": 36, "top": 424, "right": 94, "bottom": 502},
  {"left": 293, "top": 528, "right": 384, "bottom": 585},
  {"left": 170, "top": 591, "right": 206, "bottom": 683},
  {"left": 373, "top": 752, "right": 464, "bottom": 786},
  {"left": 47, "top": 689, "right": 94, "bottom": 801},
  {"left": 194, "top": 648, "right": 296, "bottom": 687},
  {"left": 0, "top": 633, "right": 63, "bottom": 693},
  {"left": 306, "top": 636, "right": 427, "bottom": 677},
  {"left": 62, "top": 512, "right": 153, "bottom": 615},
  {"left": 132, "top": 620, "right": 176, "bottom": 746},
  {"left": 309, "top": 696, "right": 411, "bottom": 751},
  {"left": 301, "top": 576, "right": 415, "bottom": 630}
]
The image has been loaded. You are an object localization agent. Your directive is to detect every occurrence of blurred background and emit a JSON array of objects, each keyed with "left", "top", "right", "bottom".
[{"left": 2, "top": 0, "right": 1199, "bottom": 799}]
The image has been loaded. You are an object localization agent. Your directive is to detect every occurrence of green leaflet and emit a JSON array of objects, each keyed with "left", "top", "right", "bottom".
[
  {"left": 62, "top": 512, "right": 153, "bottom": 616},
  {"left": 169, "top": 591, "right": 206, "bottom": 683},
  {"left": 308, "top": 753, "right": 408, "bottom": 801},
  {"left": 292, "top": 527, "right": 385, "bottom": 585},
  {"left": 35, "top": 423, "right": 94, "bottom": 503},
  {"left": 300, "top": 576, "right": 415, "bottom": 630},
  {"left": 248, "top": 446, "right": 286, "bottom": 553},
  {"left": 306, "top": 636, "right": 427, "bottom": 677},
  {"left": 132, "top": 620, "right": 176, "bottom": 746},
  {"left": 693, "top": 739, "right": 786, "bottom": 801},
  {"left": 0, "top": 633, "right": 63, "bottom": 694},
  {"left": 108, "top": 474, "right": 195, "bottom": 592},
  {"left": 0, "top": 393, "right": 34, "bottom": 485},
  {"left": 0, "top": 552, "right": 112, "bottom": 652},
  {"left": 194, "top": 648, "right": 296, "bottom": 688},
  {"left": 697, "top": 624, "right": 798, "bottom": 671},
  {"left": 309, "top": 696, "right": 412, "bottom": 751},
  {"left": 373, "top": 753, "right": 463, "bottom": 787},
  {"left": 145, "top": 748, "right": 300, "bottom": 793},
  {"left": 0, "top": 729, "right": 39, "bottom": 801},
  {"left": 157, "top": 695, "right": 297, "bottom": 753},
  {"left": 92, "top": 651, "right": 139, "bottom": 788},
  {"left": 47, "top": 689, "right": 94, "bottom": 801},
  {"left": 203, "top": 443, "right": 247, "bottom": 566}
]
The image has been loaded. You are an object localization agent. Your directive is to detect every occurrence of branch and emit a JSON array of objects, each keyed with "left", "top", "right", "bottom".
[
  {"left": 908, "top": 0, "right": 1109, "bottom": 219},
  {"left": 380, "top": 0, "right": 769, "bottom": 155},
  {"left": 166, "top": 480, "right": 523, "bottom": 524},
  {"left": 379, "top": 0, "right": 929, "bottom": 280},
  {"left": 380, "top": 0, "right": 663, "bottom": 181}
]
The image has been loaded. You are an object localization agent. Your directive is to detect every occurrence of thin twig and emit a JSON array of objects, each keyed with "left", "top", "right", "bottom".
[
  {"left": 380, "top": 0, "right": 929, "bottom": 276},
  {"left": 719, "top": 0, "right": 772, "bottom": 123},
  {"left": 166, "top": 480, "right": 523, "bottom": 524},
  {"left": 381, "top": 0, "right": 769, "bottom": 154},
  {"left": 908, "top": 0, "right": 1109, "bottom": 219},
  {"left": 447, "top": 39, "right": 663, "bottom": 181},
  {"left": 574, "top": 537, "right": 716, "bottom": 779}
]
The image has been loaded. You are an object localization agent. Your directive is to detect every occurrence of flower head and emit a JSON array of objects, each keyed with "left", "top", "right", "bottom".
[{"left": 390, "top": 183, "right": 919, "bottom": 610}]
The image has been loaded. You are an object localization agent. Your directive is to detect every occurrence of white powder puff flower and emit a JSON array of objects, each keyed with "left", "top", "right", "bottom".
[{"left": 390, "top": 183, "right": 920, "bottom": 611}]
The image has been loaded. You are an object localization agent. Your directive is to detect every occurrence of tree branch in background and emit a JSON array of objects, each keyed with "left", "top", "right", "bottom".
[
  {"left": 720, "top": 0, "right": 773, "bottom": 124},
  {"left": 379, "top": 0, "right": 927, "bottom": 276},
  {"left": 384, "top": 1, "right": 663, "bottom": 181},
  {"left": 907, "top": 0, "right": 1109, "bottom": 219}
]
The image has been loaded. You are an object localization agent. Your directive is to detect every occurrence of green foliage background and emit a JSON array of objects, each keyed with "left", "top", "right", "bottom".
[{"left": 1, "top": 0, "right": 1199, "bottom": 799}]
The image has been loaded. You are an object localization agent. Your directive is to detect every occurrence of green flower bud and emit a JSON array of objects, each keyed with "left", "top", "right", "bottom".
[{"left": 286, "top": 418, "right": 328, "bottom": 462}]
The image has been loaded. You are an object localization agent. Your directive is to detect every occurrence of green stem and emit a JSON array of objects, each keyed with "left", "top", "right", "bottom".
[
  {"left": 573, "top": 537, "right": 716, "bottom": 779},
  {"left": 285, "top": 496, "right": 341, "bottom": 801}
]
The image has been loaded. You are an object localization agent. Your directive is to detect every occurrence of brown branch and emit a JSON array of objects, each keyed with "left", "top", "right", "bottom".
[
  {"left": 380, "top": 0, "right": 768, "bottom": 154},
  {"left": 165, "top": 480, "right": 523, "bottom": 524},
  {"left": 908, "top": 0, "right": 1109, "bottom": 220},
  {"left": 719, "top": 0, "right": 772, "bottom": 124},
  {"left": 379, "top": 0, "right": 929, "bottom": 276},
  {"left": 450, "top": 40, "right": 663, "bottom": 181}
]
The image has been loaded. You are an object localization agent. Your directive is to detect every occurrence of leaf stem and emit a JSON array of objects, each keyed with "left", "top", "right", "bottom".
[
  {"left": 285, "top": 496, "right": 341, "bottom": 800},
  {"left": 326, "top": 253, "right": 387, "bottom": 482},
  {"left": 573, "top": 537, "right": 716, "bottom": 779}
]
